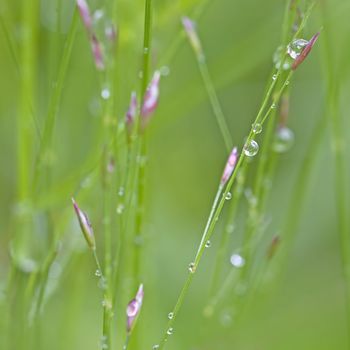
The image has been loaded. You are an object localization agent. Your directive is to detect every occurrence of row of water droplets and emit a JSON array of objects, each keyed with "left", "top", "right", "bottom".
[{"left": 242, "top": 37, "right": 306, "bottom": 158}]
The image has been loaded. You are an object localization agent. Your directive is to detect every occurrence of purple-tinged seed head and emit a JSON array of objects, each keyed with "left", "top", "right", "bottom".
[
  {"left": 90, "top": 34, "right": 105, "bottom": 71},
  {"left": 141, "top": 71, "right": 161, "bottom": 129},
  {"left": 77, "top": 0, "right": 92, "bottom": 33},
  {"left": 181, "top": 16, "right": 204, "bottom": 60},
  {"left": 292, "top": 32, "right": 320, "bottom": 70},
  {"left": 126, "top": 284, "right": 144, "bottom": 334},
  {"left": 126, "top": 91, "right": 138, "bottom": 136},
  {"left": 221, "top": 147, "right": 239, "bottom": 185},
  {"left": 72, "top": 198, "right": 96, "bottom": 250}
]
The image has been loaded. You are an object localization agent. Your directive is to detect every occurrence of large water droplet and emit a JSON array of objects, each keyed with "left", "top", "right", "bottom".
[
  {"left": 95, "top": 269, "right": 102, "bottom": 277},
  {"left": 168, "top": 312, "right": 174, "bottom": 319},
  {"left": 188, "top": 262, "right": 196, "bottom": 273},
  {"left": 152, "top": 345, "right": 160, "bottom": 350},
  {"left": 273, "top": 127, "right": 295, "bottom": 153},
  {"left": 167, "top": 327, "right": 174, "bottom": 335},
  {"left": 272, "top": 74, "right": 277, "bottom": 81},
  {"left": 287, "top": 39, "right": 308, "bottom": 59},
  {"left": 243, "top": 140, "right": 259, "bottom": 157},
  {"left": 252, "top": 123, "right": 262, "bottom": 134},
  {"left": 230, "top": 254, "right": 245, "bottom": 268},
  {"left": 225, "top": 192, "right": 232, "bottom": 200}
]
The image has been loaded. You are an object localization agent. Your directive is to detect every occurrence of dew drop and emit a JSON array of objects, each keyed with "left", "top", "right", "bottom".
[
  {"left": 205, "top": 240, "right": 211, "bottom": 248},
  {"left": 243, "top": 140, "right": 259, "bottom": 157},
  {"left": 271, "top": 103, "right": 276, "bottom": 109},
  {"left": 144, "top": 47, "right": 149, "bottom": 54},
  {"left": 273, "top": 126, "right": 295, "bottom": 153},
  {"left": 95, "top": 269, "right": 102, "bottom": 277},
  {"left": 160, "top": 65, "right": 170, "bottom": 76},
  {"left": 225, "top": 192, "right": 232, "bottom": 200},
  {"left": 118, "top": 187, "right": 125, "bottom": 197},
  {"left": 116, "top": 204, "right": 125, "bottom": 215},
  {"left": 188, "top": 262, "right": 196, "bottom": 273},
  {"left": 230, "top": 254, "right": 245, "bottom": 268},
  {"left": 168, "top": 312, "right": 174, "bottom": 319},
  {"left": 272, "top": 45, "right": 292, "bottom": 71},
  {"left": 101, "top": 88, "right": 111, "bottom": 100},
  {"left": 272, "top": 74, "right": 277, "bottom": 81},
  {"left": 167, "top": 327, "right": 174, "bottom": 335},
  {"left": 252, "top": 123, "right": 262, "bottom": 134},
  {"left": 285, "top": 80, "right": 290, "bottom": 86},
  {"left": 152, "top": 345, "right": 160, "bottom": 350},
  {"left": 287, "top": 39, "right": 308, "bottom": 59}
]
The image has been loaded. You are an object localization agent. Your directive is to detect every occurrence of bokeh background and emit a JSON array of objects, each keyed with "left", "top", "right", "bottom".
[{"left": 1, "top": 0, "right": 350, "bottom": 349}]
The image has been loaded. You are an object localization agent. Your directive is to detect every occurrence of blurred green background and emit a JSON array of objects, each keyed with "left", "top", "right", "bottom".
[{"left": 1, "top": 0, "right": 350, "bottom": 349}]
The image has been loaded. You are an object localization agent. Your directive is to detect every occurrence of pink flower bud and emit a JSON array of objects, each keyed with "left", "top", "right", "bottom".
[
  {"left": 141, "top": 71, "right": 161, "bottom": 129},
  {"left": 126, "top": 284, "right": 144, "bottom": 333},
  {"left": 126, "top": 91, "right": 138, "bottom": 136},
  {"left": 90, "top": 34, "right": 105, "bottom": 71},
  {"left": 181, "top": 16, "right": 204, "bottom": 60},
  {"left": 76, "top": 0, "right": 92, "bottom": 33},
  {"left": 221, "top": 147, "right": 239, "bottom": 185},
  {"left": 72, "top": 198, "right": 96, "bottom": 249},
  {"left": 292, "top": 32, "right": 320, "bottom": 70}
]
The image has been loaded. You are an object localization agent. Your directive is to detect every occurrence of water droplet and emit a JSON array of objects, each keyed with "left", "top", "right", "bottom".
[
  {"left": 272, "top": 74, "right": 277, "bottom": 81},
  {"left": 272, "top": 45, "right": 292, "bottom": 71},
  {"left": 226, "top": 224, "right": 235, "bottom": 234},
  {"left": 230, "top": 254, "right": 245, "bottom": 268},
  {"left": 225, "top": 192, "right": 232, "bottom": 200},
  {"left": 285, "top": 80, "right": 290, "bottom": 86},
  {"left": 98, "top": 277, "right": 107, "bottom": 290},
  {"left": 152, "top": 345, "right": 160, "bottom": 350},
  {"left": 144, "top": 47, "right": 149, "bottom": 54},
  {"left": 116, "top": 204, "right": 125, "bottom": 215},
  {"left": 220, "top": 310, "right": 233, "bottom": 327},
  {"left": 95, "top": 269, "right": 102, "bottom": 277},
  {"left": 252, "top": 123, "right": 262, "bottom": 134},
  {"left": 273, "top": 126, "right": 295, "bottom": 153},
  {"left": 160, "top": 65, "right": 170, "bottom": 76},
  {"left": 168, "top": 312, "right": 174, "bottom": 319},
  {"left": 271, "top": 103, "right": 276, "bottom": 109},
  {"left": 188, "top": 262, "right": 196, "bottom": 273},
  {"left": 205, "top": 240, "right": 211, "bottom": 248},
  {"left": 287, "top": 39, "right": 308, "bottom": 59},
  {"left": 167, "top": 327, "right": 174, "bottom": 335},
  {"left": 101, "top": 88, "right": 111, "bottom": 100},
  {"left": 118, "top": 187, "right": 125, "bottom": 197},
  {"left": 243, "top": 140, "right": 259, "bottom": 157}
]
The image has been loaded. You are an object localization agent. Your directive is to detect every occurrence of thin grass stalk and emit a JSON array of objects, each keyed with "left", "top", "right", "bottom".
[
  {"left": 132, "top": 0, "right": 153, "bottom": 287},
  {"left": 157, "top": 6, "right": 316, "bottom": 344},
  {"left": 197, "top": 61, "right": 233, "bottom": 151},
  {"left": 157, "top": 66, "right": 294, "bottom": 349}
]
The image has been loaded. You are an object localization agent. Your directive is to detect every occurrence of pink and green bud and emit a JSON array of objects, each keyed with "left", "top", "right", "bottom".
[
  {"left": 292, "top": 32, "right": 320, "bottom": 70},
  {"left": 126, "top": 284, "right": 144, "bottom": 334},
  {"left": 72, "top": 198, "right": 96, "bottom": 250},
  {"left": 141, "top": 71, "right": 161, "bottom": 129},
  {"left": 126, "top": 91, "right": 138, "bottom": 137},
  {"left": 181, "top": 16, "right": 204, "bottom": 60},
  {"left": 77, "top": 0, "right": 92, "bottom": 33},
  {"left": 221, "top": 147, "right": 239, "bottom": 185}
]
